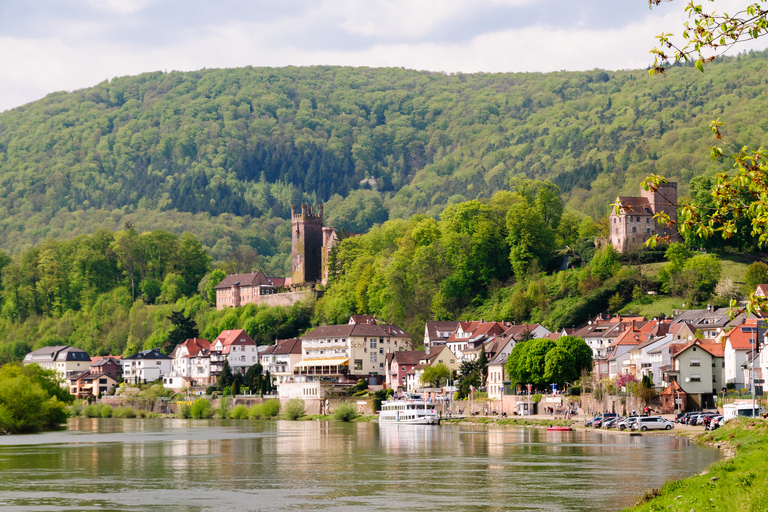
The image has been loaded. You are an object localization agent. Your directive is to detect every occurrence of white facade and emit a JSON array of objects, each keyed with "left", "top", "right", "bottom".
[
  {"left": 724, "top": 340, "right": 750, "bottom": 390},
  {"left": 122, "top": 349, "right": 173, "bottom": 383}
]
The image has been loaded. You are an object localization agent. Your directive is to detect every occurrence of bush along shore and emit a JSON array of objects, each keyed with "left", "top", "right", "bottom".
[
  {"left": 441, "top": 417, "right": 575, "bottom": 427},
  {"left": 626, "top": 418, "right": 768, "bottom": 511}
]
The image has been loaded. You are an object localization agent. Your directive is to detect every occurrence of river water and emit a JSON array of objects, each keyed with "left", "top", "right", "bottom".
[{"left": 0, "top": 418, "right": 720, "bottom": 511}]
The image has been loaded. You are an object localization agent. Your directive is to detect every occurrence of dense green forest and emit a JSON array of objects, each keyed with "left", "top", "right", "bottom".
[
  {"left": 2, "top": 53, "right": 768, "bottom": 361},
  {"left": 3, "top": 52, "right": 768, "bottom": 271}
]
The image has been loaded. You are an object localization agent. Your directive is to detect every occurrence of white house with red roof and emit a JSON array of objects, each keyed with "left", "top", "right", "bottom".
[
  {"left": 211, "top": 329, "right": 260, "bottom": 375},
  {"left": 167, "top": 338, "right": 214, "bottom": 387},
  {"left": 722, "top": 322, "right": 760, "bottom": 390},
  {"left": 446, "top": 321, "right": 507, "bottom": 362}
]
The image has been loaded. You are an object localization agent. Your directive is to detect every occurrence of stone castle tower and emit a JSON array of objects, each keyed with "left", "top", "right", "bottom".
[
  {"left": 609, "top": 182, "right": 679, "bottom": 252},
  {"left": 291, "top": 204, "right": 324, "bottom": 284}
]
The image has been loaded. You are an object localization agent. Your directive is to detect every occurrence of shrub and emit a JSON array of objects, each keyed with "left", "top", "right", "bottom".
[
  {"left": 283, "top": 398, "right": 305, "bottom": 420},
  {"left": 83, "top": 404, "right": 101, "bottom": 418},
  {"left": 248, "top": 403, "right": 264, "bottom": 419},
  {"left": 67, "top": 400, "right": 85, "bottom": 417},
  {"left": 531, "top": 393, "right": 542, "bottom": 403},
  {"left": 178, "top": 404, "right": 192, "bottom": 418},
  {"left": 112, "top": 406, "right": 137, "bottom": 418},
  {"left": 261, "top": 399, "right": 281, "bottom": 418},
  {"left": 100, "top": 405, "right": 113, "bottom": 418},
  {"left": 190, "top": 399, "right": 214, "bottom": 419},
  {"left": 230, "top": 405, "right": 248, "bottom": 419},
  {"left": 332, "top": 403, "right": 358, "bottom": 422},
  {"left": 216, "top": 397, "right": 231, "bottom": 419}
]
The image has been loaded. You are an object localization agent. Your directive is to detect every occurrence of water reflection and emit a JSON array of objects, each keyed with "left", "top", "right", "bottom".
[{"left": 0, "top": 418, "right": 720, "bottom": 512}]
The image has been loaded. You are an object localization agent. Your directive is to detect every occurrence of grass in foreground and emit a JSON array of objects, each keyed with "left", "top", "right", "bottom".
[{"left": 626, "top": 418, "right": 768, "bottom": 511}]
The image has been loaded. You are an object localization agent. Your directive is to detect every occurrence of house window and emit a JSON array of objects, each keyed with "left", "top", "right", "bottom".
[
  {"left": 370, "top": 339, "right": 377, "bottom": 349},
  {"left": 632, "top": 227, "right": 636, "bottom": 233},
  {"left": 379, "top": 363, "right": 384, "bottom": 369},
  {"left": 354, "top": 360, "right": 363, "bottom": 370},
  {"left": 690, "top": 374, "right": 701, "bottom": 382},
  {"left": 690, "top": 358, "right": 700, "bottom": 367},
  {"left": 379, "top": 348, "right": 383, "bottom": 354},
  {"left": 370, "top": 353, "right": 377, "bottom": 363}
]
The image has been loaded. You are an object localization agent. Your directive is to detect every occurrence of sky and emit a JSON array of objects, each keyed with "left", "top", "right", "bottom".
[{"left": 1, "top": 0, "right": 766, "bottom": 113}]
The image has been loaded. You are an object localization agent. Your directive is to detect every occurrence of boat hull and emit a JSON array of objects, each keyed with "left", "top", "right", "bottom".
[{"left": 379, "top": 416, "right": 440, "bottom": 425}]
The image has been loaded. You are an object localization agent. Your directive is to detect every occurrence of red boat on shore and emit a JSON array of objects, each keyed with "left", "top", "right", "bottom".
[{"left": 546, "top": 426, "right": 572, "bottom": 432}]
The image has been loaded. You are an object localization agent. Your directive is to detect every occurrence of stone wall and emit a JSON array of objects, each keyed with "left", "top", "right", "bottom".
[{"left": 257, "top": 289, "right": 320, "bottom": 308}]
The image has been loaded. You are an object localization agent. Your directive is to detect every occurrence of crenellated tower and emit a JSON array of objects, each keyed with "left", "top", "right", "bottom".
[{"left": 291, "top": 204, "right": 324, "bottom": 284}]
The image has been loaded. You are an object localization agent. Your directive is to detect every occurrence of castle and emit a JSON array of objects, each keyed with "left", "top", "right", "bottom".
[
  {"left": 214, "top": 203, "right": 337, "bottom": 310},
  {"left": 290, "top": 203, "right": 337, "bottom": 285},
  {"left": 609, "top": 182, "right": 680, "bottom": 252}
]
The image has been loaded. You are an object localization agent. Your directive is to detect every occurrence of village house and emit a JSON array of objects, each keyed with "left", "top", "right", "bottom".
[
  {"left": 166, "top": 338, "right": 214, "bottom": 389},
  {"left": 445, "top": 321, "right": 507, "bottom": 362},
  {"left": 214, "top": 270, "right": 290, "bottom": 310},
  {"left": 500, "top": 323, "right": 552, "bottom": 341},
  {"left": 67, "top": 371, "right": 118, "bottom": 398},
  {"left": 211, "top": 329, "right": 260, "bottom": 376},
  {"left": 385, "top": 350, "right": 426, "bottom": 390},
  {"left": 296, "top": 320, "right": 410, "bottom": 386},
  {"left": 90, "top": 356, "right": 123, "bottom": 381},
  {"left": 423, "top": 321, "right": 460, "bottom": 355},
  {"left": 23, "top": 345, "right": 91, "bottom": 384},
  {"left": 260, "top": 338, "right": 303, "bottom": 385},
  {"left": 122, "top": 349, "right": 173, "bottom": 384},
  {"left": 673, "top": 305, "right": 742, "bottom": 339},
  {"left": 721, "top": 322, "right": 759, "bottom": 390},
  {"left": 663, "top": 338, "right": 724, "bottom": 409}
]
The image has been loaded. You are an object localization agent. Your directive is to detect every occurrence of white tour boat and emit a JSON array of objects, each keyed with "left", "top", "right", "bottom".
[{"left": 379, "top": 395, "right": 440, "bottom": 425}]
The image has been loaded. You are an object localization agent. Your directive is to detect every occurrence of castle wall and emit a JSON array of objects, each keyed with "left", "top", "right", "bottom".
[{"left": 257, "top": 290, "right": 322, "bottom": 308}]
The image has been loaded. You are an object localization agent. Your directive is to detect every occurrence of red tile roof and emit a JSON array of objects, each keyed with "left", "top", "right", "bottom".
[
  {"left": 723, "top": 324, "right": 759, "bottom": 350},
  {"left": 214, "top": 329, "right": 256, "bottom": 353}
]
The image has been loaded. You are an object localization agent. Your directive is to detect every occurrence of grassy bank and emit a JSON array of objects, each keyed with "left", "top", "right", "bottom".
[{"left": 626, "top": 418, "right": 768, "bottom": 511}]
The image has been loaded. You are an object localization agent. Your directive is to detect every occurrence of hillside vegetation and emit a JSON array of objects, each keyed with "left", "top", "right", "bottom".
[
  {"left": 2, "top": 54, "right": 768, "bottom": 359},
  {"left": 3, "top": 53, "right": 768, "bottom": 268}
]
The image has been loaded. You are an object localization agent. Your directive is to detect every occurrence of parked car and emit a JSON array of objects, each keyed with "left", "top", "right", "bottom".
[
  {"left": 632, "top": 416, "right": 675, "bottom": 431},
  {"left": 617, "top": 416, "right": 639, "bottom": 431},
  {"left": 696, "top": 413, "right": 719, "bottom": 426},
  {"left": 603, "top": 416, "right": 620, "bottom": 429},
  {"left": 591, "top": 413, "right": 618, "bottom": 428},
  {"left": 686, "top": 413, "right": 703, "bottom": 426}
]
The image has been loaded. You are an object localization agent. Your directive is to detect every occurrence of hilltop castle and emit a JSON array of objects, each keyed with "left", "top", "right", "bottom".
[
  {"left": 290, "top": 203, "right": 337, "bottom": 285},
  {"left": 215, "top": 203, "right": 338, "bottom": 310},
  {"left": 609, "top": 182, "right": 680, "bottom": 252}
]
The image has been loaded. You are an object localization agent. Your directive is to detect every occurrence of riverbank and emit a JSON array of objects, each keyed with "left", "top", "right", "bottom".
[
  {"left": 625, "top": 418, "right": 768, "bottom": 511},
  {"left": 441, "top": 416, "right": 575, "bottom": 427}
]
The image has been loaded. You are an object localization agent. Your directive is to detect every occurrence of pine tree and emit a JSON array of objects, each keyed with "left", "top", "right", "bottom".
[{"left": 219, "top": 359, "right": 234, "bottom": 388}]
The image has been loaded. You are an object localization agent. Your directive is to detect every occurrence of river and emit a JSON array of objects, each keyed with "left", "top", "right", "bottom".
[{"left": 0, "top": 418, "right": 720, "bottom": 511}]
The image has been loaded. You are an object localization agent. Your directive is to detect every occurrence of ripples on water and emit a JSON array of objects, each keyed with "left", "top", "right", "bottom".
[{"left": 0, "top": 418, "right": 720, "bottom": 511}]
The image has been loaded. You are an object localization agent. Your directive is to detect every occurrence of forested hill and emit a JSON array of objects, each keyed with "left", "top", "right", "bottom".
[{"left": 2, "top": 52, "right": 768, "bottom": 270}]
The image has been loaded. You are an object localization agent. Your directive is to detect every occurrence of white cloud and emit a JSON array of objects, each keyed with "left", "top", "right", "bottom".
[
  {"left": 83, "top": 0, "right": 159, "bottom": 15},
  {"left": 0, "top": 0, "right": 767, "bottom": 112}
]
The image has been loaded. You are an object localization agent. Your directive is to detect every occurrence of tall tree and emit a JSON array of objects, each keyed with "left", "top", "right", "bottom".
[{"left": 165, "top": 310, "right": 199, "bottom": 355}]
